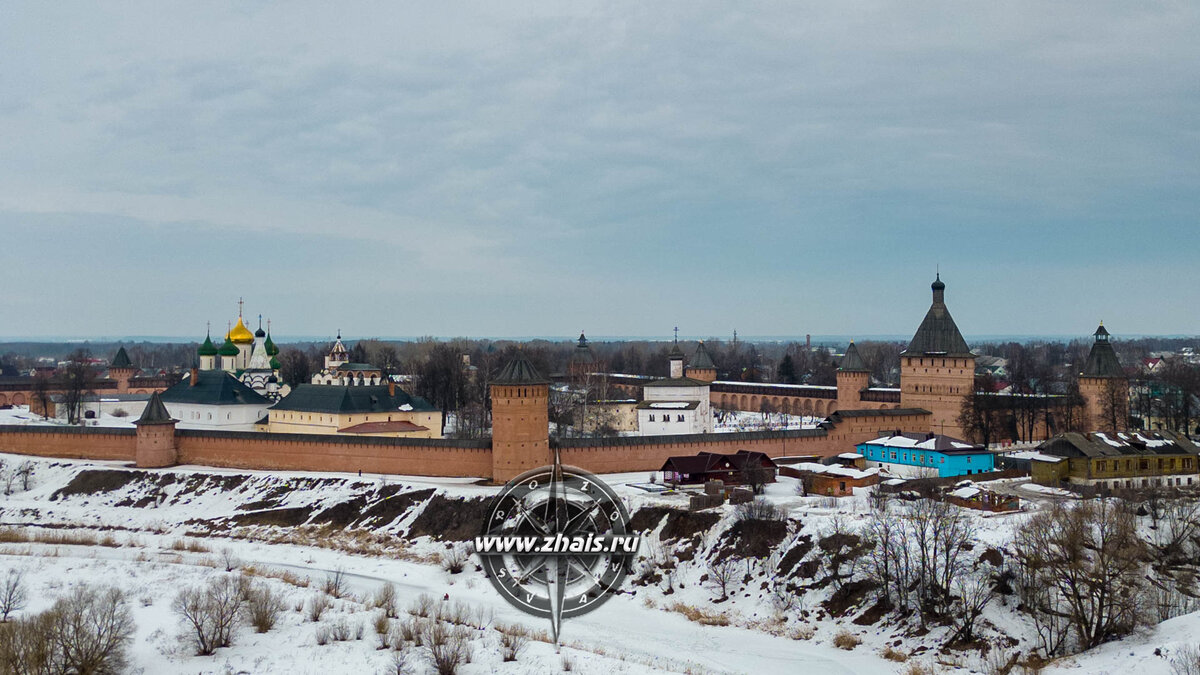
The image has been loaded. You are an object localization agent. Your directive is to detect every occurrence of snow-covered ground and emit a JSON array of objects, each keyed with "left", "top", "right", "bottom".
[
  {"left": 0, "top": 450, "right": 1194, "bottom": 674},
  {"left": 713, "top": 410, "right": 819, "bottom": 433},
  {"left": 0, "top": 404, "right": 136, "bottom": 428}
]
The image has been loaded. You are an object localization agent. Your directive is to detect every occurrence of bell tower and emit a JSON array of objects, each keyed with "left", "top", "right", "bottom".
[{"left": 490, "top": 352, "right": 550, "bottom": 483}]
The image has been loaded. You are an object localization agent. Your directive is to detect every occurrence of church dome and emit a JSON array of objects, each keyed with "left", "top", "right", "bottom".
[
  {"left": 269, "top": 356, "right": 281, "bottom": 370},
  {"left": 197, "top": 334, "right": 218, "bottom": 357},
  {"left": 264, "top": 334, "right": 279, "bottom": 356},
  {"left": 218, "top": 335, "right": 240, "bottom": 356},
  {"left": 931, "top": 273, "right": 945, "bottom": 292},
  {"left": 228, "top": 317, "right": 254, "bottom": 344}
]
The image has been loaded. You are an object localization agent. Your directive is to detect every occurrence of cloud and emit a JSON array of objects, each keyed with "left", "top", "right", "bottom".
[{"left": 0, "top": 1, "right": 1197, "bottom": 337}]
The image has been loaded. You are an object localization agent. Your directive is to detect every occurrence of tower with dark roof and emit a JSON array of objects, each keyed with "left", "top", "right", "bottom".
[
  {"left": 899, "top": 275, "right": 976, "bottom": 437},
  {"left": 568, "top": 332, "right": 599, "bottom": 378},
  {"left": 836, "top": 341, "right": 870, "bottom": 411},
  {"left": 109, "top": 347, "right": 138, "bottom": 394},
  {"left": 489, "top": 352, "right": 550, "bottom": 482},
  {"left": 1079, "top": 323, "right": 1129, "bottom": 432},
  {"left": 134, "top": 391, "right": 178, "bottom": 468},
  {"left": 685, "top": 341, "right": 717, "bottom": 383}
]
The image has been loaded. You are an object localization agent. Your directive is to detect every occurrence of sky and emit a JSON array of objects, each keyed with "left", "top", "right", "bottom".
[{"left": 1, "top": 1, "right": 1197, "bottom": 341}]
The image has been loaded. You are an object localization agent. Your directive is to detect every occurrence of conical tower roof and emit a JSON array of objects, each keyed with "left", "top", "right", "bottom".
[
  {"left": 689, "top": 341, "right": 716, "bottom": 370},
  {"left": 110, "top": 347, "right": 133, "bottom": 369},
  {"left": 571, "top": 332, "right": 596, "bottom": 365},
  {"left": 264, "top": 333, "right": 279, "bottom": 356},
  {"left": 135, "top": 392, "right": 175, "bottom": 425},
  {"left": 1082, "top": 323, "right": 1124, "bottom": 378},
  {"left": 902, "top": 274, "right": 972, "bottom": 357},
  {"left": 838, "top": 341, "right": 869, "bottom": 372},
  {"left": 494, "top": 352, "right": 549, "bottom": 385}
]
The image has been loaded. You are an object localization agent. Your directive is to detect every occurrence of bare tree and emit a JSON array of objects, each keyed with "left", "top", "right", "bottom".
[
  {"left": 0, "top": 571, "right": 26, "bottom": 622},
  {"left": 30, "top": 373, "right": 54, "bottom": 420},
  {"left": 707, "top": 558, "right": 738, "bottom": 600},
  {"left": 1014, "top": 500, "right": 1148, "bottom": 655},
  {"left": 174, "top": 577, "right": 244, "bottom": 655},
  {"left": 59, "top": 350, "right": 97, "bottom": 425},
  {"left": 54, "top": 586, "right": 135, "bottom": 675}
]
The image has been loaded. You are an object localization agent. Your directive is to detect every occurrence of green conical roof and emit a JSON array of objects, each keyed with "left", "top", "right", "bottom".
[
  {"left": 264, "top": 333, "right": 279, "bottom": 356},
  {"left": 217, "top": 335, "right": 240, "bottom": 356},
  {"left": 1082, "top": 324, "right": 1124, "bottom": 378},
  {"left": 903, "top": 275, "right": 972, "bottom": 357},
  {"left": 198, "top": 334, "right": 218, "bottom": 357},
  {"left": 111, "top": 347, "right": 133, "bottom": 369},
  {"left": 493, "top": 353, "right": 549, "bottom": 385},
  {"left": 269, "top": 356, "right": 281, "bottom": 370}
]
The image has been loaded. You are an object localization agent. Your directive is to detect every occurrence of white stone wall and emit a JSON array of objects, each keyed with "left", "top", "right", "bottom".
[{"left": 164, "top": 402, "right": 271, "bottom": 431}]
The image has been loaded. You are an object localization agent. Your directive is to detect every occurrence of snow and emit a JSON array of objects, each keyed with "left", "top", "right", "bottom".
[
  {"left": 647, "top": 402, "right": 690, "bottom": 409},
  {"left": 0, "top": 405, "right": 136, "bottom": 428},
  {"left": 1096, "top": 432, "right": 1125, "bottom": 447},
  {"left": 794, "top": 462, "right": 878, "bottom": 480},
  {"left": 1019, "top": 482, "right": 1075, "bottom": 497},
  {"left": 947, "top": 486, "right": 980, "bottom": 499},
  {"left": 837, "top": 452, "right": 863, "bottom": 460}
]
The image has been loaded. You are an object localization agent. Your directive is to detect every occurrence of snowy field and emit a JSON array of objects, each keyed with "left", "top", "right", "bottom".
[{"left": 1, "top": 449, "right": 1198, "bottom": 674}]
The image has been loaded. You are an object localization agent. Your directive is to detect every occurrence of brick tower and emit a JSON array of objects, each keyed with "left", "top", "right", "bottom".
[
  {"left": 685, "top": 341, "right": 717, "bottom": 383},
  {"left": 1079, "top": 323, "right": 1128, "bottom": 432},
  {"left": 109, "top": 347, "right": 138, "bottom": 394},
  {"left": 899, "top": 275, "right": 976, "bottom": 437},
  {"left": 134, "top": 391, "right": 178, "bottom": 468},
  {"left": 490, "top": 352, "right": 550, "bottom": 483},
  {"left": 836, "top": 341, "right": 869, "bottom": 410}
]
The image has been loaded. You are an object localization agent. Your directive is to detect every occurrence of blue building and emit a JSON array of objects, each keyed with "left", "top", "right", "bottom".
[{"left": 856, "top": 432, "right": 995, "bottom": 478}]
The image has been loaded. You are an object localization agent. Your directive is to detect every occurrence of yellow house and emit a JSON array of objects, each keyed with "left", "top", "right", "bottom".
[
  {"left": 1031, "top": 430, "right": 1199, "bottom": 489},
  {"left": 267, "top": 383, "right": 442, "bottom": 439}
]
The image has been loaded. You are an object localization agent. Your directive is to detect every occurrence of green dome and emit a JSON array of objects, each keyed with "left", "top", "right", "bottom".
[
  {"left": 217, "top": 335, "right": 240, "bottom": 357},
  {"left": 264, "top": 333, "right": 279, "bottom": 356},
  {"left": 269, "top": 356, "right": 281, "bottom": 370},
  {"left": 198, "top": 334, "right": 218, "bottom": 357}
]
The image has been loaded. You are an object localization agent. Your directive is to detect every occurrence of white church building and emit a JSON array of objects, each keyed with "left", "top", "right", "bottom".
[{"left": 636, "top": 342, "right": 714, "bottom": 436}]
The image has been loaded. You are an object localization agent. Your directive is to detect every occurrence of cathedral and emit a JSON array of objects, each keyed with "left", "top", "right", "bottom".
[{"left": 195, "top": 301, "right": 284, "bottom": 400}]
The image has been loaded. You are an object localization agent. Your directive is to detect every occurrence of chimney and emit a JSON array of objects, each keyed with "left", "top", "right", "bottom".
[
  {"left": 190, "top": 367, "right": 198, "bottom": 386},
  {"left": 387, "top": 379, "right": 395, "bottom": 397}
]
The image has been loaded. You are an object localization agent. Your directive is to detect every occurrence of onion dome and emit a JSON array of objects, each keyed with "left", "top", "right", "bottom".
[
  {"left": 228, "top": 316, "right": 254, "bottom": 344},
  {"left": 197, "top": 333, "right": 218, "bottom": 357},
  {"left": 931, "top": 273, "right": 945, "bottom": 292},
  {"left": 264, "top": 333, "right": 279, "bottom": 356},
  {"left": 255, "top": 326, "right": 266, "bottom": 338},
  {"left": 269, "top": 356, "right": 281, "bottom": 370},
  {"left": 217, "top": 335, "right": 240, "bottom": 357}
]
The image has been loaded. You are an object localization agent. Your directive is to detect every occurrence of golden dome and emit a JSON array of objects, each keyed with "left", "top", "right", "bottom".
[{"left": 228, "top": 317, "right": 255, "bottom": 344}]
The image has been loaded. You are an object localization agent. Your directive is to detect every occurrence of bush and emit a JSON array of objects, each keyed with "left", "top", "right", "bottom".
[
  {"left": 497, "top": 623, "right": 529, "bottom": 662},
  {"left": 307, "top": 594, "right": 331, "bottom": 622},
  {"left": 832, "top": 629, "right": 861, "bottom": 650},
  {"left": 882, "top": 646, "right": 908, "bottom": 662},
  {"left": 1173, "top": 644, "right": 1200, "bottom": 675},
  {"left": 245, "top": 584, "right": 285, "bottom": 633},
  {"left": 175, "top": 577, "right": 243, "bottom": 655},
  {"left": 0, "top": 570, "right": 26, "bottom": 622},
  {"left": 322, "top": 568, "right": 347, "bottom": 599},
  {"left": 735, "top": 498, "right": 784, "bottom": 523},
  {"left": 424, "top": 621, "right": 470, "bottom": 675},
  {"left": 0, "top": 586, "right": 134, "bottom": 674},
  {"left": 440, "top": 546, "right": 470, "bottom": 574},
  {"left": 373, "top": 583, "right": 398, "bottom": 618}
]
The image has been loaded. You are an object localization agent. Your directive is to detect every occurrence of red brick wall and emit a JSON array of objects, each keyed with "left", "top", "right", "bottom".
[
  {"left": 0, "top": 428, "right": 136, "bottom": 461},
  {"left": 176, "top": 432, "right": 493, "bottom": 478}
]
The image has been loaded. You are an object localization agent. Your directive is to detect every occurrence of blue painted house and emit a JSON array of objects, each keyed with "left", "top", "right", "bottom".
[{"left": 856, "top": 432, "right": 994, "bottom": 478}]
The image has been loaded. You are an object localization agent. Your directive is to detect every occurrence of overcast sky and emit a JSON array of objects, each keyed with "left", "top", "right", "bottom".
[{"left": 1, "top": 2, "right": 1197, "bottom": 341}]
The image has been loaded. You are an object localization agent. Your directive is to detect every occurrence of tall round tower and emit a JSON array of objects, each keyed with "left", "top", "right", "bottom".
[{"left": 490, "top": 352, "right": 550, "bottom": 483}]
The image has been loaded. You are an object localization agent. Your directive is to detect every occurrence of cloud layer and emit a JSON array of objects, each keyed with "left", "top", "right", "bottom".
[{"left": 1, "top": 1, "right": 1197, "bottom": 339}]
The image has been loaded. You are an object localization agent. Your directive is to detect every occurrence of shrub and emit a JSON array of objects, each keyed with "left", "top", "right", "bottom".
[
  {"left": 307, "top": 595, "right": 331, "bottom": 622},
  {"left": 1173, "top": 644, "right": 1200, "bottom": 675},
  {"left": 410, "top": 594, "right": 435, "bottom": 618},
  {"left": 424, "top": 621, "right": 469, "bottom": 675},
  {"left": 882, "top": 646, "right": 908, "bottom": 662},
  {"left": 832, "top": 629, "right": 861, "bottom": 650},
  {"left": 245, "top": 584, "right": 285, "bottom": 633},
  {"left": 735, "top": 498, "right": 784, "bottom": 523},
  {"left": 174, "top": 577, "right": 243, "bottom": 655},
  {"left": 440, "top": 545, "right": 470, "bottom": 574},
  {"left": 322, "top": 568, "right": 347, "bottom": 599},
  {"left": 497, "top": 623, "right": 529, "bottom": 662},
  {"left": 562, "top": 653, "right": 574, "bottom": 671},
  {"left": 373, "top": 584, "right": 398, "bottom": 618}
]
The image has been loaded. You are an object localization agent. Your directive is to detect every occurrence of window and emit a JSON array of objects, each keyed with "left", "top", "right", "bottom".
[
  {"left": 648, "top": 414, "right": 655, "bottom": 422},
  {"left": 890, "top": 451, "right": 896, "bottom": 460},
  {"left": 677, "top": 415, "right": 685, "bottom": 422},
  {"left": 940, "top": 457, "right": 945, "bottom": 464}
]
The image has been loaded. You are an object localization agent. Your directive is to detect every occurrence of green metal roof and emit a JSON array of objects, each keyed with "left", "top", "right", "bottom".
[
  {"left": 264, "top": 333, "right": 279, "bottom": 356},
  {"left": 902, "top": 276, "right": 972, "bottom": 357},
  {"left": 135, "top": 391, "right": 175, "bottom": 425},
  {"left": 1082, "top": 331, "right": 1124, "bottom": 378},
  {"left": 217, "top": 336, "right": 240, "bottom": 356},
  {"left": 159, "top": 370, "right": 268, "bottom": 406},
  {"left": 838, "top": 342, "right": 869, "bottom": 372},
  {"left": 197, "top": 334, "right": 218, "bottom": 357},
  {"left": 689, "top": 341, "right": 716, "bottom": 370},
  {"left": 110, "top": 347, "right": 133, "bottom": 369},
  {"left": 493, "top": 354, "right": 548, "bottom": 385}
]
